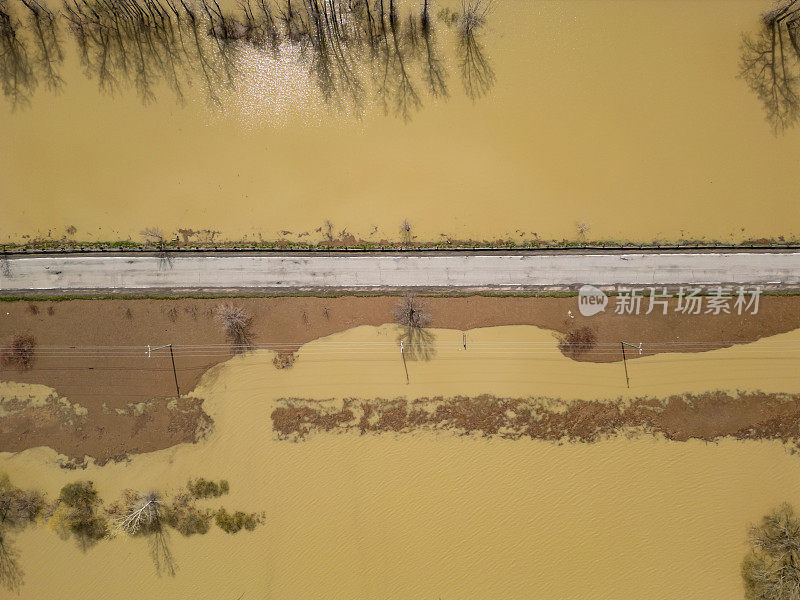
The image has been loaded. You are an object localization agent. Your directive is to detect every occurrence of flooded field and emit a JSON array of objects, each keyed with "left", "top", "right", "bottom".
[
  {"left": 3, "top": 324, "right": 800, "bottom": 598},
  {"left": 2, "top": 0, "right": 800, "bottom": 246}
]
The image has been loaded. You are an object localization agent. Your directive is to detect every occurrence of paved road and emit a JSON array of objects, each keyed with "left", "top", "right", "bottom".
[{"left": 2, "top": 252, "right": 799, "bottom": 294}]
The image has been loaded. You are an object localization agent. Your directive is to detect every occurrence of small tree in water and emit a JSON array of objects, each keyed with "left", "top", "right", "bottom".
[{"left": 742, "top": 503, "right": 800, "bottom": 600}]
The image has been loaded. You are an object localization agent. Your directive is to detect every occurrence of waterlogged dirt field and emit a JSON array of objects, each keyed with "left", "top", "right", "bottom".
[
  {"left": 2, "top": 0, "right": 799, "bottom": 247},
  {"left": 3, "top": 323, "right": 800, "bottom": 599},
  {"left": 3, "top": 295, "right": 800, "bottom": 462}
]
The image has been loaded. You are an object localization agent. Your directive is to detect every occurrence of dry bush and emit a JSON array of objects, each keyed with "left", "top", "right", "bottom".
[
  {"left": 392, "top": 296, "right": 431, "bottom": 329},
  {"left": 558, "top": 326, "right": 597, "bottom": 358},
  {"left": 26, "top": 303, "right": 38, "bottom": 315},
  {"left": 743, "top": 503, "right": 800, "bottom": 600},
  {"left": 111, "top": 491, "right": 164, "bottom": 535},
  {"left": 46, "top": 306, "right": 55, "bottom": 316},
  {"left": 1, "top": 335, "right": 36, "bottom": 371},
  {"left": 141, "top": 227, "right": 164, "bottom": 244},
  {"left": 214, "top": 304, "right": 253, "bottom": 352},
  {"left": 273, "top": 352, "right": 296, "bottom": 370}
]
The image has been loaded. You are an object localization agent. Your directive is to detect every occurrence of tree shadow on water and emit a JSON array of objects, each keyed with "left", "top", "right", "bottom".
[
  {"left": 0, "top": 532, "right": 23, "bottom": 594},
  {"left": 148, "top": 525, "right": 178, "bottom": 577},
  {"left": 398, "top": 325, "right": 436, "bottom": 362}
]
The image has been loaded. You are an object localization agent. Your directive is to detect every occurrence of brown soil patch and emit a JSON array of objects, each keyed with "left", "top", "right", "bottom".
[
  {"left": 2, "top": 295, "right": 800, "bottom": 462},
  {"left": 272, "top": 391, "right": 800, "bottom": 448}
]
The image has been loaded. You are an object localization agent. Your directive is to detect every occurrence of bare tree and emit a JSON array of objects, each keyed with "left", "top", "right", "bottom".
[
  {"left": 115, "top": 491, "right": 163, "bottom": 535},
  {"left": 111, "top": 489, "right": 176, "bottom": 576},
  {"left": 392, "top": 295, "right": 431, "bottom": 329},
  {"left": 214, "top": 304, "right": 253, "bottom": 352}
]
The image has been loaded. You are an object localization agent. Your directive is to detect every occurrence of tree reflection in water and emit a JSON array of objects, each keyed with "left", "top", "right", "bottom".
[
  {"left": 740, "top": 0, "right": 800, "bottom": 133},
  {"left": 0, "top": 0, "right": 496, "bottom": 117}
]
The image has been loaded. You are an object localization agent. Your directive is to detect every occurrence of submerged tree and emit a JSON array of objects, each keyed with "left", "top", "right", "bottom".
[
  {"left": 740, "top": 0, "right": 800, "bottom": 133},
  {"left": 742, "top": 503, "right": 800, "bottom": 600},
  {"left": 109, "top": 490, "right": 176, "bottom": 576}
]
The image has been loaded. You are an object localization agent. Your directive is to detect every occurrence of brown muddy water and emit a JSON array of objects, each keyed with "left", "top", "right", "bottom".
[
  {"left": 3, "top": 324, "right": 800, "bottom": 599},
  {"left": 1, "top": 0, "right": 799, "bottom": 246}
]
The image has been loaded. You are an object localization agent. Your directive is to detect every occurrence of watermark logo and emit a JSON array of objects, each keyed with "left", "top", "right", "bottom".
[
  {"left": 578, "top": 285, "right": 608, "bottom": 316},
  {"left": 576, "top": 286, "right": 761, "bottom": 316}
]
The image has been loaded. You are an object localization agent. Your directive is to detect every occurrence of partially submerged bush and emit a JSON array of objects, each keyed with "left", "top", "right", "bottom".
[
  {"left": 743, "top": 503, "right": 800, "bottom": 600},
  {"left": 1, "top": 335, "right": 36, "bottom": 371},
  {"left": 163, "top": 494, "right": 213, "bottom": 536},
  {"left": 0, "top": 474, "right": 45, "bottom": 529},
  {"left": 273, "top": 352, "right": 296, "bottom": 370},
  {"left": 214, "top": 508, "right": 261, "bottom": 534},
  {"left": 187, "top": 478, "right": 229, "bottom": 499},
  {"left": 0, "top": 474, "right": 44, "bottom": 593},
  {"left": 558, "top": 326, "right": 597, "bottom": 358},
  {"left": 49, "top": 481, "right": 108, "bottom": 549}
]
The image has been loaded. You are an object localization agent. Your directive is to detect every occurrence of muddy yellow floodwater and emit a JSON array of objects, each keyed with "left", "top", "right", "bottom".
[
  {"left": 3, "top": 324, "right": 800, "bottom": 599},
  {"left": 2, "top": 0, "right": 799, "bottom": 245}
]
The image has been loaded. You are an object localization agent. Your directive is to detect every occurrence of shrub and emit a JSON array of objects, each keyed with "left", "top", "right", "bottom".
[
  {"left": 1, "top": 335, "right": 36, "bottom": 371},
  {"left": 214, "top": 508, "right": 261, "bottom": 534},
  {"left": 59, "top": 481, "right": 99, "bottom": 508},
  {"left": 0, "top": 473, "right": 45, "bottom": 529},
  {"left": 558, "top": 326, "right": 597, "bottom": 358},
  {"left": 187, "top": 478, "right": 229, "bottom": 499},
  {"left": 163, "top": 494, "right": 213, "bottom": 536},
  {"left": 273, "top": 352, "right": 296, "bottom": 369},
  {"left": 50, "top": 481, "right": 108, "bottom": 548}
]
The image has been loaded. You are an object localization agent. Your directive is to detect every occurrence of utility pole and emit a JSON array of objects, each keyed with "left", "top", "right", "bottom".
[
  {"left": 400, "top": 340, "right": 409, "bottom": 384},
  {"left": 147, "top": 343, "right": 180, "bottom": 396},
  {"left": 620, "top": 341, "right": 642, "bottom": 388}
]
